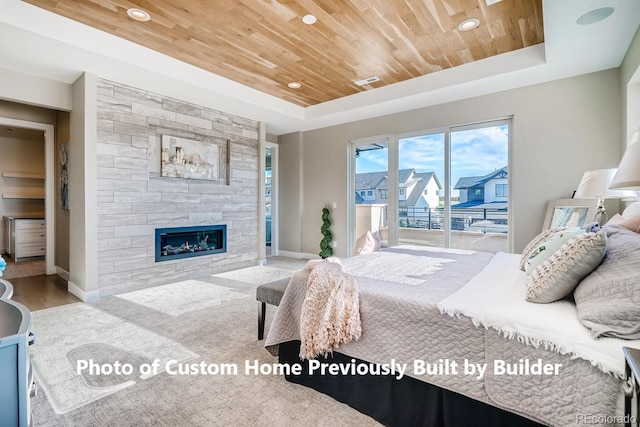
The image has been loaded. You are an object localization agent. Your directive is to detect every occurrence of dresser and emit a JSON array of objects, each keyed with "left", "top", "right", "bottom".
[{"left": 3, "top": 217, "right": 45, "bottom": 262}]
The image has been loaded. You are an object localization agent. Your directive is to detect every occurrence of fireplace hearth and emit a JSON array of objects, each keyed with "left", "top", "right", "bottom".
[{"left": 155, "top": 225, "right": 226, "bottom": 262}]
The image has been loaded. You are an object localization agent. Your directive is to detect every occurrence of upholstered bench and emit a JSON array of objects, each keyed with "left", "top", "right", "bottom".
[{"left": 256, "top": 277, "right": 290, "bottom": 340}]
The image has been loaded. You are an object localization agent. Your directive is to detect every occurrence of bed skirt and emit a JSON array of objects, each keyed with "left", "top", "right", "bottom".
[{"left": 278, "top": 341, "right": 544, "bottom": 427}]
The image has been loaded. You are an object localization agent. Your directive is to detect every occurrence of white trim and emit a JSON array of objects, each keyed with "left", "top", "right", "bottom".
[
  {"left": 68, "top": 280, "right": 100, "bottom": 302},
  {"left": 0, "top": 117, "right": 56, "bottom": 275},
  {"left": 277, "top": 250, "right": 319, "bottom": 260},
  {"left": 55, "top": 266, "right": 70, "bottom": 281}
]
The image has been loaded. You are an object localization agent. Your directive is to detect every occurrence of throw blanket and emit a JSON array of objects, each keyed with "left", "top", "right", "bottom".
[
  {"left": 437, "top": 251, "right": 640, "bottom": 378},
  {"left": 299, "top": 258, "right": 361, "bottom": 359}
]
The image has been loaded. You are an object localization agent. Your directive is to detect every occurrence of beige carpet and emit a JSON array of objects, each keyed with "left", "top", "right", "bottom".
[{"left": 30, "top": 258, "right": 379, "bottom": 426}]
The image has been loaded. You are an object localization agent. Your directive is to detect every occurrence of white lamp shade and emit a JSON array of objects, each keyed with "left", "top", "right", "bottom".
[
  {"left": 574, "top": 168, "right": 637, "bottom": 199},
  {"left": 610, "top": 129, "right": 640, "bottom": 190}
]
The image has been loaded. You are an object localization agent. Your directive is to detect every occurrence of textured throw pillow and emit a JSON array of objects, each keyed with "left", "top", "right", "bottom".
[
  {"left": 524, "top": 228, "right": 584, "bottom": 274},
  {"left": 607, "top": 213, "right": 626, "bottom": 225},
  {"left": 618, "top": 214, "right": 640, "bottom": 233},
  {"left": 574, "top": 224, "right": 640, "bottom": 339},
  {"left": 353, "top": 231, "right": 376, "bottom": 256},
  {"left": 519, "top": 227, "right": 565, "bottom": 271},
  {"left": 526, "top": 230, "right": 607, "bottom": 304}
]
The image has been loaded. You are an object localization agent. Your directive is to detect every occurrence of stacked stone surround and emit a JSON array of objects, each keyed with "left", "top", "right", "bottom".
[{"left": 96, "top": 78, "right": 259, "bottom": 295}]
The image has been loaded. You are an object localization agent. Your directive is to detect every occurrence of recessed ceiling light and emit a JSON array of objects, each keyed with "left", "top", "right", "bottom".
[
  {"left": 458, "top": 18, "right": 480, "bottom": 32},
  {"left": 576, "top": 7, "right": 615, "bottom": 25},
  {"left": 302, "top": 14, "right": 317, "bottom": 25},
  {"left": 288, "top": 82, "right": 301, "bottom": 89},
  {"left": 127, "top": 8, "right": 151, "bottom": 22}
]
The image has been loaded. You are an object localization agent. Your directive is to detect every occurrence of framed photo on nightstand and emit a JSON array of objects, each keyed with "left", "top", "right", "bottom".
[{"left": 542, "top": 198, "right": 598, "bottom": 232}]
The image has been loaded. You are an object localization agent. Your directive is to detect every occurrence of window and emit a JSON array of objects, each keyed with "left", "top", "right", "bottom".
[
  {"left": 424, "top": 189, "right": 428, "bottom": 195},
  {"left": 399, "top": 189, "right": 405, "bottom": 196},
  {"left": 496, "top": 184, "right": 507, "bottom": 197},
  {"left": 367, "top": 190, "right": 373, "bottom": 196},
  {"left": 380, "top": 189, "right": 388, "bottom": 199},
  {"left": 360, "top": 191, "right": 366, "bottom": 196}
]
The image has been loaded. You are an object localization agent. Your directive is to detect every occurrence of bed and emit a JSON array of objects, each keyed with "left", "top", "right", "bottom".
[{"left": 265, "top": 223, "right": 640, "bottom": 427}]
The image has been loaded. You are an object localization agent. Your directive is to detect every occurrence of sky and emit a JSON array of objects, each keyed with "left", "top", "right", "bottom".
[{"left": 356, "top": 124, "right": 509, "bottom": 196}]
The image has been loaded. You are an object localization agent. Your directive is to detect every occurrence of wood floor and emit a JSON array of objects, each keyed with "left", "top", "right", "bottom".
[{"left": 9, "top": 274, "right": 80, "bottom": 311}]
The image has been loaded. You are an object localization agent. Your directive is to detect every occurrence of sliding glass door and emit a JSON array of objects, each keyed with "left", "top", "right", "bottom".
[{"left": 350, "top": 120, "right": 510, "bottom": 254}]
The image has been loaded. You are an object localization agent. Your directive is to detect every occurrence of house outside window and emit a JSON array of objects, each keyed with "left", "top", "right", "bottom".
[
  {"left": 380, "top": 189, "right": 388, "bottom": 199},
  {"left": 496, "top": 184, "right": 507, "bottom": 197}
]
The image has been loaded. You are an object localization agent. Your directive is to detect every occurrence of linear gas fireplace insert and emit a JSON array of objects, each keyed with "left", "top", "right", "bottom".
[{"left": 155, "top": 225, "right": 226, "bottom": 262}]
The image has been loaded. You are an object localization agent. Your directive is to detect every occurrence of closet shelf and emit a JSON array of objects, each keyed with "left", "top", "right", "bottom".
[
  {"left": 2, "top": 193, "right": 45, "bottom": 200},
  {"left": 2, "top": 172, "right": 45, "bottom": 179}
]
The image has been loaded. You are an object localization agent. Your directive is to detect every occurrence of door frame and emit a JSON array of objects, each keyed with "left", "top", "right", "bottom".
[
  {"left": 0, "top": 116, "right": 55, "bottom": 274},
  {"left": 265, "top": 141, "right": 278, "bottom": 257},
  {"left": 347, "top": 134, "right": 395, "bottom": 254}
]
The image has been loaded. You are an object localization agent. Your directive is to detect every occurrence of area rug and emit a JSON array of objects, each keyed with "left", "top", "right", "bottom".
[
  {"left": 114, "top": 279, "right": 248, "bottom": 316},
  {"left": 30, "top": 303, "right": 197, "bottom": 414},
  {"left": 211, "top": 265, "right": 295, "bottom": 285}
]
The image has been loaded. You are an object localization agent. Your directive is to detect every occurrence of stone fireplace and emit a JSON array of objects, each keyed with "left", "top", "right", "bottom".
[{"left": 155, "top": 225, "right": 226, "bottom": 262}]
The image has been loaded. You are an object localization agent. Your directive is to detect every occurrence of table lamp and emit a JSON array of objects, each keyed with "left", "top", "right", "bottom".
[
  {"left": 610, "top": 128, "right": 640, "bottom": 190},
  {"left": 574, "top": 168, "right": 637, "bottom": 224}
]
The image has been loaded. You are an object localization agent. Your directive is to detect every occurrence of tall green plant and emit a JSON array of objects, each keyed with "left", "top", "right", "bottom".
[{"left": 319, "top": 206, "right": 333, "bottom": 259}]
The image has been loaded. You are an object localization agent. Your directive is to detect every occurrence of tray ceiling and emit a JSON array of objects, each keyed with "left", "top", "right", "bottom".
[{"left": 22, "top": 0, "right": 544, "bottom": 107}]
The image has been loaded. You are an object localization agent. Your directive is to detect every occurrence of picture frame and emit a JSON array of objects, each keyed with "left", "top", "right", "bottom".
[
  {"left": 160, "top": 135, "right": 219, "bottom": 181},
  {"left": 541, "top": 198, "right": 598, "bottom": 232}
]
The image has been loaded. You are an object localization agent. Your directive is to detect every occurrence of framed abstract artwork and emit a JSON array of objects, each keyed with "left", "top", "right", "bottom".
[
  {"left": 60, "top": 141, "right": 69, "bottom": 210},
  {"left": 160, "top": 135, "right": 219, "bottom": 180}
]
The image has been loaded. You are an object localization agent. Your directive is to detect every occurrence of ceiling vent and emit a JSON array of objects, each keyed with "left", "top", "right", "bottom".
[{"left": 353, "top": 76, "right": 380, "bottom": 86}]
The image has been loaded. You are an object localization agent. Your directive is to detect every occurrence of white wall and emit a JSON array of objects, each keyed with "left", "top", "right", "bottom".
[{"left": 282, "top": 69, "right": 622, "bottom": 256}]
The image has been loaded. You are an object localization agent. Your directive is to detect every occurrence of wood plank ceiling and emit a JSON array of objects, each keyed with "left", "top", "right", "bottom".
[{"left": 23, "top": 0, "right": 544, "bottom": 107}]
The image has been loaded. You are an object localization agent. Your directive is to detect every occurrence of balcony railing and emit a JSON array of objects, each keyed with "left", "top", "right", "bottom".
[{"left": 396, "top": 206, "right": 508, "bottom": 233}]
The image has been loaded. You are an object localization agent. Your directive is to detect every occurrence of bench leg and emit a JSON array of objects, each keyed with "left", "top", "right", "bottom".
[{"left": 258, "top": 301, "right": 266, "bottom": 340}]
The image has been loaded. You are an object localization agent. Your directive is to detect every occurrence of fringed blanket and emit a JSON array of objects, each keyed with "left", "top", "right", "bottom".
[
  {"left": 299, "top": 258, "right": 361, "bottom": 359},
  {"left": 437, "top": 251, "right": 640, "bottom": 378}
]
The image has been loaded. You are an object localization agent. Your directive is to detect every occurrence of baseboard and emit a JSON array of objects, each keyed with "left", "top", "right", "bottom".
[
  {"left": 277, "top": 250, "right": 320, "bottom": 260},
  {"left": 68, "top": 281, "right": 100, "bottom": 302},
  {"left": 55, "top": 266, "right": 70, "bottom": 281}
]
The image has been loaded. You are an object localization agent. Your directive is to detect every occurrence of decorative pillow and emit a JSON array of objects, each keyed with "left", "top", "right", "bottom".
[
  {"left": 519, "top": 227, "right": 565, "bottom": 271},
  {"left": 353, "top": 231, "right": 376, "bottom": 256},
  {"left": 623, "top": 202, "right": 640, "bottom": 218},
  {"left": 525, "top": 230, "right": 607, "bottom": 304},
  {"left": 618, "top": 214, "right": 640, "bottom": 233},
  {"left": 371, "top": 230, "right": 382, "bottom": 251},
  {"left": 574, "top": 224, "right": 640, "bottom": 339},
  {"left": 607, "top": 213, "right": 625, "bottom": 225},
  {"left": 524, "top": 228, "right": 584, "bottom": 274}
]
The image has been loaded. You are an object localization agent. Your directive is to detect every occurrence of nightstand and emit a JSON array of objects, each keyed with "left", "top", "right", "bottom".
[{"left": 623, "top": 347, "right": 640, "bottom": 427}]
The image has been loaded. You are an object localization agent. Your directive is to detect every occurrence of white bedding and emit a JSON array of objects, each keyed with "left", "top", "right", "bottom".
[{"left": 438, "top": 251, "right": 638, "bottom": 378}]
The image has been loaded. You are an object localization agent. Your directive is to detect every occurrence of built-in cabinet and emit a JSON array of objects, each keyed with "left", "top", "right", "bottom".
[{"left": 3, "top": 217, "right": 45, "bottom": 262}]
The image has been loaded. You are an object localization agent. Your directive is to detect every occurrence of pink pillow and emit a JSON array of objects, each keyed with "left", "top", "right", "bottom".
[
  {"left": 619, "top": 214, "right": 640, "bottom": 233},
  {"left": 607, "top": 214, "right": 626, "bottom": 225},
  {"left": 353, "top": 231, "right": 377, "bottom": 256}
]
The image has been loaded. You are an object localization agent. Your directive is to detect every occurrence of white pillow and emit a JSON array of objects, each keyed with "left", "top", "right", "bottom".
[
  {"left": 524, "top": 228, "right": 584, "bottom": 273},
  {"left": 623, "top": 202, "right": 640, "bottom": 218}
]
